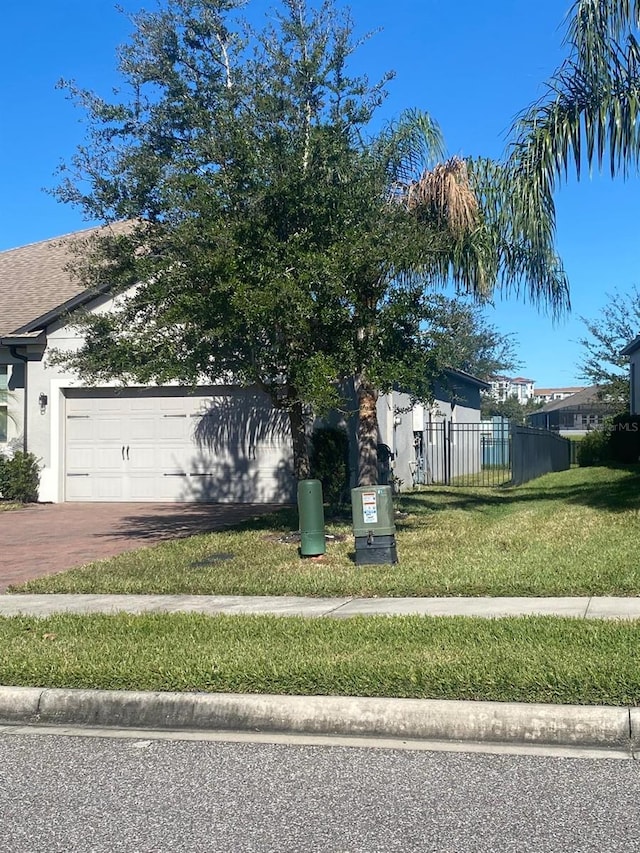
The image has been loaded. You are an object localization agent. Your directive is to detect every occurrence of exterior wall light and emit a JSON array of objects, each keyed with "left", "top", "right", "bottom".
[{"left": 38, "top": 393, "right": 48, "bottom": 414}]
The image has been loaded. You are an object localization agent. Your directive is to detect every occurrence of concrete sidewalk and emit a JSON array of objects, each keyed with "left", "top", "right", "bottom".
[
  {"left": 2, "top": 593, "right": 640, "bottom": 618},
  {"left": 3, "top": 594, "right": 640, "bottom": 754}
]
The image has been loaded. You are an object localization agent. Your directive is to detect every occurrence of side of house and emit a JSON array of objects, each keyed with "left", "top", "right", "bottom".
[
  {"left": 378, "top": 369, "right": 490, "bottom": 489},
  {"left": 621, "top": 334, "right": 640, "bottom": 414}
]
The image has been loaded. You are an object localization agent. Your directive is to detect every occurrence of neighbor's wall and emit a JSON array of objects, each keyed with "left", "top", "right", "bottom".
[{"left": 631, "top": 353, "right": 640, "bottom": 415}]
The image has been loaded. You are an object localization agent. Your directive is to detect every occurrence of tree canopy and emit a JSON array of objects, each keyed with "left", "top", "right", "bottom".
[
  {"left": 578, "top": 284, "right": 640, "bottom": 406},
  {"left": 55, "top": 0, "right": 569, "bottom": 484}
]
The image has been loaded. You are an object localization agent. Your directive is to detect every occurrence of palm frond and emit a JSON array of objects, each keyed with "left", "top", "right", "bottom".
[
  {"left": 373, "top": 108, "right": 445, "bottom": 184},
  {"left": 509, "top": 0, "right": 640, "bottom": 207}
]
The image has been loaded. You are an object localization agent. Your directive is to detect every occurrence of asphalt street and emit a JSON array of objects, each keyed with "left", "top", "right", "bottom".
[{"left": 2, "top": 731, "right": 640, "bottom": 852}]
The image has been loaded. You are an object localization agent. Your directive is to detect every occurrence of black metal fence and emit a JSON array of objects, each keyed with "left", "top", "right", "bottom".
[
  {"left": 510, "top": 425, "right": 571, "bottom": 486},
  {"left": 417, "top": 420, "right": 570, "bottom": 487}
]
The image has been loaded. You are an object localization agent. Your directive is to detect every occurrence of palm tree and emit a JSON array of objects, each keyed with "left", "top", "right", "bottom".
[
  {"left": 351, "top": 112, "right": 569, "bottom": 486},
  {"left": 509, "top": 1, "right": 640, "bottom": 214}
]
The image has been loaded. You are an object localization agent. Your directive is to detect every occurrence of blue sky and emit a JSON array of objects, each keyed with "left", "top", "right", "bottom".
[{"left": 2, "top": 0, "right": 639, "bottom": 387}]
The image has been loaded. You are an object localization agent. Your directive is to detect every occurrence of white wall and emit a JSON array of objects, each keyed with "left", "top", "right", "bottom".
[{"left": 377, "top": 390, "right": 483, "bottom": 491}]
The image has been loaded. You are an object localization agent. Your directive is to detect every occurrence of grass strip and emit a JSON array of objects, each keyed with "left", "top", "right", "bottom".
[
  {"left": 2, "top": 613, "right": 640, "bottom": 706},
  {"left": 12, "top": 465, "right": 640, "bottom": 598}
]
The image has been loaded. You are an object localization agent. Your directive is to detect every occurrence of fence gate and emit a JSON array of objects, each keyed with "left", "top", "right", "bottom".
[
  {"left": 415, "top": 419, "right": 569, "bottom": 487},
  {"left": 416, "top": 419, "right": 511, "bottom": 487}
]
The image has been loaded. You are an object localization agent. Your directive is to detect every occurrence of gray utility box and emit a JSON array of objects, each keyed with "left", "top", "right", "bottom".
[{"left": 351, "top": 485, "right": 398, "bottom": 565}]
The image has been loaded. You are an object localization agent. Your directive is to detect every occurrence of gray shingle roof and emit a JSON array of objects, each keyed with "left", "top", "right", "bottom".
[
  {"left": 0, "top": 222, "right": 130, "bottom": 337},
  {"left": 538, "top": 385, "right": 606, "bottom": 413}
]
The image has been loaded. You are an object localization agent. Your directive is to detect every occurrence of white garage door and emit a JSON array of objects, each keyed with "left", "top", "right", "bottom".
[{"left": 64, "top": 388, "right": 295, "bottom": 502}]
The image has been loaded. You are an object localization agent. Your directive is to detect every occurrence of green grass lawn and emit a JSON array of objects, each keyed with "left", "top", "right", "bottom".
[
  {"left": 2, "top": 612, "right": 640, "bottom": 706},
  {"left": 11, "top": 464, "right": 640, "bottom": 597}
]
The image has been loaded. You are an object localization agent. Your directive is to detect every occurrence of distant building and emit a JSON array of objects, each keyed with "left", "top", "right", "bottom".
[
  {"left": 533, "top": 386, "right": 586, "bottom": 405},
  {"left": 527, "top": 386, "right": 619, "bottom": 434},
  {"left": 488, "top": 376, "right": 535, "bottom": 404}
]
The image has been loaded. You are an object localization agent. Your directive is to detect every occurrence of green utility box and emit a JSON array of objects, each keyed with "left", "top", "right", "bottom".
[
  {"left": 297, "top": 479, "right": 326, "bottom": 557},
  {"left": 351, "top": 485, "right": 398, "bottom": 565}
]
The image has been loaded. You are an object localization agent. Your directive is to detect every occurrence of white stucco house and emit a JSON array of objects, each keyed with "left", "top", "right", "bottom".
[
  {"left": 1, "top": 226, "right": 489, "bottom": 503},
  {"left": 0, "top": 225, "right": 296, "bottom": 504},
  {"left": 376, "top": 370, "right": 490, "bottom": 489}
]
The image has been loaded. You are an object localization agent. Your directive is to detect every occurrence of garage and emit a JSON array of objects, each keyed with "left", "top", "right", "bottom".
[{"left": 63, "top": 387, "right": 294, "bottom": 502}]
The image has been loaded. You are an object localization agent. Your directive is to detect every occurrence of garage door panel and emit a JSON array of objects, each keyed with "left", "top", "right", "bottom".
[
  {"left": 66, "top": 473, "right": 125, "bottom": 500},
  {"left": 93, "top": 398, "right": 131, "bottom": 415},
  {"left": 94, "top": 476, "right": 127, "bottom": 499},
  {"left": 65, "top": 389, "right": 294, "bottom": 502},
  {"left": 96, "top": 417, "right": 127, "bottom": 442},
  {"left": 155, "top": 397, "right": 190, "bottom": 416},
  {"left": 127, "top": 445, "right": 155, "bottom": 471},
  {"left": 65, "top": 474, "right": 93, "bottom": 500},
  {"left": 129, "top": 473, "right": 182, "bottom": 500},
  {"left": 67, "top": 445, "right": 125, "bottom": 473},
  {"left": 157, "top": 415, "right": 190, "bottom": 440},
  {"left": 128, "top": 417, "right": 159, "bottom": 440},
  {"left": 65, "top": 417, "right": 94, "bottom": 441}
]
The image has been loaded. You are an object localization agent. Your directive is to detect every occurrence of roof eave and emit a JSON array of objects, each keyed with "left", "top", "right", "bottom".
[
  {"left": 444, "top": 368, "right": 490, "bottom": 390},
  {"left": 621, "top": 335, "right": 640, "bottom": 356},
  {"left": 11, "top": 284, "right": 111, "bottom": 335},
  {"left": 0, "top": 332, "right": 47, "bottom": 347}
]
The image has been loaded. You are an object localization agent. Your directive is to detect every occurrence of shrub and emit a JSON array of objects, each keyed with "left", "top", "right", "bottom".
[
  {"left": 0, "top": 451, "right": 40, "bottom": 503},
  {"left": 310, "top": 427, "right": 350, "bottom": 509},
  {"left": 609, "top": 413, "right": 640, "bottom": 464},
  {"left": 576, "top": 428, "right": 612, "bottom": 467}
]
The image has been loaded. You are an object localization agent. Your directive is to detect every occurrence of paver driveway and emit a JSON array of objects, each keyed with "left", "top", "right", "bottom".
[{"left": 0, "top": 502, "right": 285, "bottom": 591}]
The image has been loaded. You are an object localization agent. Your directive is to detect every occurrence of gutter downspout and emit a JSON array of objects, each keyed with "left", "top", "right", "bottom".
[{"left": 9, "top": 346, "right": 28, "bottom": 454}]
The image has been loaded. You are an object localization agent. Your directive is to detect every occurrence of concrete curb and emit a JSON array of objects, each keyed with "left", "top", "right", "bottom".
[{"left": 0, "top": 686, "right": 636, "bottom": 750}]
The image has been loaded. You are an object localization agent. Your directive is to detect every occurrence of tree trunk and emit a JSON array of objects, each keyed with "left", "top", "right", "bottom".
[
  {"left": 356, "top": 372, "right": 379, "bottom": 486},
  {"left": 289, "top": 398, "right": 311, "bottom": 481}
]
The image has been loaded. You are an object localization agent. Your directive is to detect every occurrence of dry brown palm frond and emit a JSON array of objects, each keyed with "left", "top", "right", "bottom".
[{"left": 404, "top": 156, "right": 479, "bottom": 236}]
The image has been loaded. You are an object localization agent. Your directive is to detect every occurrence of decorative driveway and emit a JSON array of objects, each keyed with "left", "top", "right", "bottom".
[{"left": 0, "top": 502, "right": 284, "bottom": 591}]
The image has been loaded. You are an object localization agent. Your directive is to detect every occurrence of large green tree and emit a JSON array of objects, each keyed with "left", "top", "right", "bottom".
[
  {"left": 56, "top": 0, "right": 396, "bottom": 478},
  {"left": 420, "top": 295, "right": 520, "bottom": 382},
  {"left": 55, "top": 0, "right": 568, "bottom": 486},
  {"left": 480, "top": 394, "right": 544, "bottom": 425}
]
